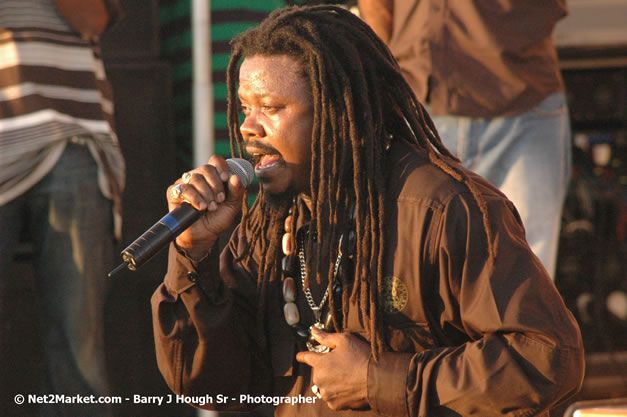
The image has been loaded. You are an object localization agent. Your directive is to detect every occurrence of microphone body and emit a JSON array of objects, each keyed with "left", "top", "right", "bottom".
[
  {"left": 110, "top": 158, "right": 254, "bottom": 275},
  {"left": 121, "top": 202, "right": 203, "bottom": 270}
]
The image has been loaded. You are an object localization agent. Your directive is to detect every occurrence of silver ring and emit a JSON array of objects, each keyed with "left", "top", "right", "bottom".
[
  {"left": 311, "top": 384, "right": 322, "bottom": 399},
  {"left": 182, "top": 171, "right": 193, "bottom": 184},
  {"left": 170, "top": 183, "right": 183, "bottom": 199}
]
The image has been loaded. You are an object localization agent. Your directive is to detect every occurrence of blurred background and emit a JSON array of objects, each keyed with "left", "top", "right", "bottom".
[{"left": 1, "top": 0, "right": 625, "bottom": 416}]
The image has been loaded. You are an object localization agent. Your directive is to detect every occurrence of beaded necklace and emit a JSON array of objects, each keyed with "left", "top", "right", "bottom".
[{"left": 280, "top": 199, "right": 355, "bottom": 352}]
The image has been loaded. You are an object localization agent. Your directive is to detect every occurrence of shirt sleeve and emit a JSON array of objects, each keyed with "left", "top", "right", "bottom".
[
  {"left": 151, "top": 235, "right": 273, "bottom": 411},
  {"left": 357, "top": 0, "right": 394, "bottom": 43},
  {"left": 367, "top": 191, "right": 585, "bottom": 417}
]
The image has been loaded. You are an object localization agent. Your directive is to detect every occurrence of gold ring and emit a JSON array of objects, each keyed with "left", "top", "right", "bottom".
[
  {"left": 170, "top": 183, "right": 183, "bottom": 199},
  {"left": 311, "top": 384, "right": 322, "bottom": 400},
  {"left": 182, "top": 171, "right": 193, "bottom": 184}
]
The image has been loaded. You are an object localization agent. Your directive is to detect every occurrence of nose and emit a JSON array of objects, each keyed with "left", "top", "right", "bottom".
[{"left": 240, "top": 109, "right": 265, "bottom": 141}]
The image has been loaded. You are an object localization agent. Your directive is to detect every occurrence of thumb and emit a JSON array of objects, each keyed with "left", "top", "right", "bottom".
[
  {"left": 310, "top": 328, "right": 338, "bottom": 349},
  {"left": 225, "top": 174, "right": 246, "bottom": 204}
]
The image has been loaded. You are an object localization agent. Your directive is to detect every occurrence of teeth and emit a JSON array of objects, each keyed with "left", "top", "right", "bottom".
[
  {"left": 258, "top": 154, "right": 280, "bottom": 168},
  {"left": 250, "top": 153, "right": 263, "bottom": 165}
]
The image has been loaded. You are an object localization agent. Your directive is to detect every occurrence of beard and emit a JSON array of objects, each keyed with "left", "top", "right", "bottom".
[{"left": 261, "top": 183, "right": 299, "bottom": 213}]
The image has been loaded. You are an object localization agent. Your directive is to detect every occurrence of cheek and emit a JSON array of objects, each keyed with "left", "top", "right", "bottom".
[
  {"left": 278, "top": 122, "right": 312, "bottom": 164},
  {"left": 288, "top": 140, "right": 312, "bottom": 177},
  {"left": 291, "top": 115, "right": 314, "bottom": 162}
]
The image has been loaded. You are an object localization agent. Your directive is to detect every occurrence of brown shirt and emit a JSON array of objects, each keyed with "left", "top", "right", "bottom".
[
  {"left": 151, "top": 140, "right": 584, "bottom": 416},
  {"left": 359, "top": 0, "right": 567, "bottom": 118}
]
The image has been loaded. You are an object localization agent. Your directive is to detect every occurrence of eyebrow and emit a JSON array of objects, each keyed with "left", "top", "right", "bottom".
[{"left": 237, "top": 87, "right": 271, "bottom": 101}]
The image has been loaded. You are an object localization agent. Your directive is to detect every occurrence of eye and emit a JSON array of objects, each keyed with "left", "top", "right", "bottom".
[
  {"left": 239, "top": 103, "right": 250, "bottom": 116},
  {"left": 262, "top": 105, "right": 281, "bottom": 115}
]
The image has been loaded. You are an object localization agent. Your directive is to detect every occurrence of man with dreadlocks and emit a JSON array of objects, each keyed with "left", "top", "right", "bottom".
[{"left": 151, "top": 5, "right": 584, "bottom": 416}]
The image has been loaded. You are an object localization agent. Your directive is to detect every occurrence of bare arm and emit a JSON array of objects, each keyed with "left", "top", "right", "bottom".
[{"left": 52, "top": 0, "right": 120, "bottom": 38}]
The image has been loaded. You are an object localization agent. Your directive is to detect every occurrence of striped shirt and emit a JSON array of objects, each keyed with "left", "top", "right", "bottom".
[{"left": 0, "top": 0, "right": 125, "bottom": 238}]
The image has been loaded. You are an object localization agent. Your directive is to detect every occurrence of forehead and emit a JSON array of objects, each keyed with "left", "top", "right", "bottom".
[{"left": 238, "top": 55, "right": 309, "bottom": 99}]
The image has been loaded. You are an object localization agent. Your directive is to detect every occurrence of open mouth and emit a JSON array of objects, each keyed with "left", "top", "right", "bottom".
[
  {"left": 246, "top": 146, "right": 284, "bottom": 172},
  {"left": 254, "top": 153, "right": 282, "bottom": 170}
]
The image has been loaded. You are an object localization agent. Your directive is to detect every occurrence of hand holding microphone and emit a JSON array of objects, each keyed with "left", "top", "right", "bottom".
[
  {"left": 167, "top": 156, "right": 252, "bottom": 255},
  {"left": 108, "top": 156, "right": 254, "bottom": 276}
]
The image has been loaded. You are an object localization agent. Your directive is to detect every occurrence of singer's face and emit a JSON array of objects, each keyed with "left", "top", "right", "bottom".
[{"left": 239, "top": 55, "right": 313, "bottom": 201}]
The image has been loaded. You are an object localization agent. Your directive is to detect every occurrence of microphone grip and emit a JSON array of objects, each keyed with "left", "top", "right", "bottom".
[{"left": 121, "top": 202, "right": 203, "bottom": 270}]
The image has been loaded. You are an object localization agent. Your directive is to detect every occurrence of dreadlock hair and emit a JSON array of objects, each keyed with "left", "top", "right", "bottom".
[{"left": 226, "top": 5, "right": 495, "bottom": 358}]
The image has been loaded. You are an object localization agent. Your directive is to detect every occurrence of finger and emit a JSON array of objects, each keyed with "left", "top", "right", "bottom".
[
  {"left": 167, "top": 183, "right": 207, "bottom": 211},
  {"left": 194, "top": 164, "right": 227, "bottom": 205},
  {"left": 208, "top": 155, "right": 231, "bottom": 182},
  {"left": 295, "top": 351, "right": 319, "bottom": 366},
  {"left": 310, "top": 328, "right": 338, "bottom": 349},
  {"left": 183, "top": 171, "right": 220, "bottom": 210}
]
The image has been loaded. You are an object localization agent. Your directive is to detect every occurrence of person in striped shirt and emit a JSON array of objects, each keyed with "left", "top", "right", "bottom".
[{"left": 0, "top": 1, "right": 124, "bottom": 415}]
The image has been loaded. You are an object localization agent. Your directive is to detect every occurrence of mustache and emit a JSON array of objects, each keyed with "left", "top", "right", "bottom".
[{"left": 245, "top": 140, "right": 280, "bottom": 156}]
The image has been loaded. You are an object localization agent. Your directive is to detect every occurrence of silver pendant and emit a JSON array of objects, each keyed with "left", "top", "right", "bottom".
[{"left": 306, "top": 322, "right": 331, "bottom": 353}]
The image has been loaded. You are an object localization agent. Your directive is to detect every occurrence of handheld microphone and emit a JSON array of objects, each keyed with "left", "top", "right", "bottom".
[{"left": 108, "top": 158, "right": 254, "bottom": 277}]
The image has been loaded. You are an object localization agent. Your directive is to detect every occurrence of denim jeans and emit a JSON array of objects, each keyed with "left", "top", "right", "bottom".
[
  {"left": 0, "top": 143, "right": 113, "bottom": 417},
  {"left": 432, "top": 92, "right": 572, "bottom": 278}
]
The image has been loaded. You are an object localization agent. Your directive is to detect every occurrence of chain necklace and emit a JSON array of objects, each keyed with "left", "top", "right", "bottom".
[
  {"left": 297, "top": 231, "right": 340, "bottom": 324},
  {"left": 281, "top": 199, "right": 355, "bottom": 353}
]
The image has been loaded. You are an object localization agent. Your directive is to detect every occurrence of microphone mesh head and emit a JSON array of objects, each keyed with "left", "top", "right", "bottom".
[{"left": 226, "top": 158, "right": 255, "bottom": 188}]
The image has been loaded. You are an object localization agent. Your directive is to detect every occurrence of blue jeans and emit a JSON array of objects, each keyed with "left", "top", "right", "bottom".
[
  {"left": 432, "top": 92, "right": 572, "bottom": 278},
  {"left": 0, "top": 143, "right": 113, "bottom": 417}
]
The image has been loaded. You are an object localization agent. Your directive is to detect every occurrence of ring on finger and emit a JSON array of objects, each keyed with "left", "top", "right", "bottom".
[
  {"left": 311, "top": 384, "right": 322, "bottom": 400},
  {"left": 170, "top": 183, "right": 183, "bottom": 199},
  {"left": 182, "top": 171, "right": 193, "bottom": 184}
]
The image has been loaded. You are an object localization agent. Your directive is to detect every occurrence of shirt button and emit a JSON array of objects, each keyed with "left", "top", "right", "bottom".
[{"left": 187, "top": 272, "right": 197, "bottom": 282}]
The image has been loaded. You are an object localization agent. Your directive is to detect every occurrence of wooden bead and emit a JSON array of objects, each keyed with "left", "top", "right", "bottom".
[
  {"left": 284, "top": 215, "right": 294, "bottom": 233},
  {"left": 282, "top": 233, "right": 295, "bottom": 255},
  {"left": 333, "top": 280, "right": 343, "bottom": 295},
  {"left": 291, "top": 323, "right": 309, "bottom": 338},
  {"left": 347, "top": 230, "right": 356, "bottom": 258},
  {"left": 282, "top": 255, "right": 297, "bottom": 276},
  {"left": 283, "top": 302, "right": 300, "bottom": 325},
  {"left": 337, "top": 258, "right": 354, "bottom": 285},
  {"left": 348, "top": 230, "right": 356, "bottom": 248},
  {"left": 282, "top": 277, "right": 296, "bottom": 303}
]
